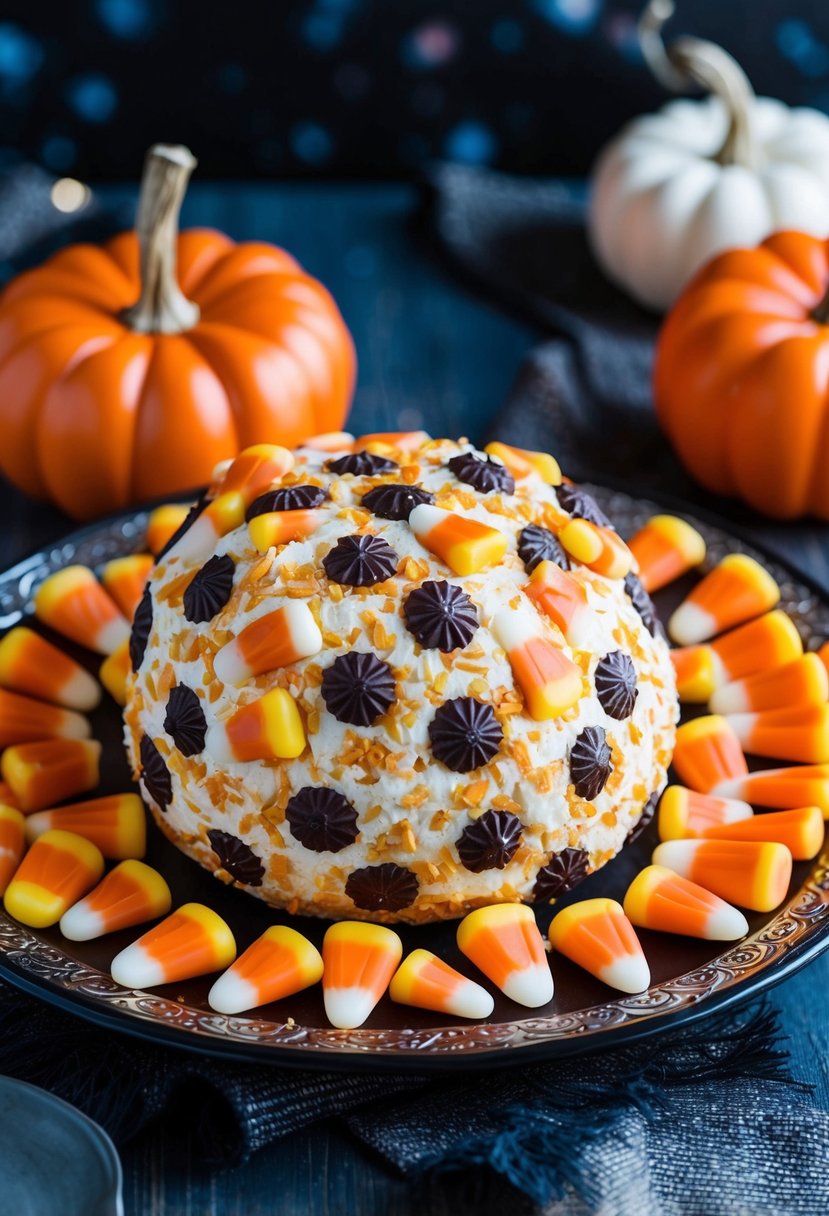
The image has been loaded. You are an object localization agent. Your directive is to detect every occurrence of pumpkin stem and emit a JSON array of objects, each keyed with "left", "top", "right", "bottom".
[
  {"left": 639, "top": 0, "right": 761, "bottom": 171},
  {"left": 120, "top": 144, "right": 201, "bottom": 335}
]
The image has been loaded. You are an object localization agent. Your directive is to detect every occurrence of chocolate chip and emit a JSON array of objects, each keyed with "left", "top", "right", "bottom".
[
  {"left": 456, "top": 809, "right": 522, "bottom": 872},
  {"left": 517, "top": 524, "right": 569, "bottom": 573},
  {"left": 328, "top": 451, "right": 398, "bottom": 477},
  {"left": 361, "top": 483, "right": 434, "bottom": 521},
  {"left": 429, "top": 697, "right": 503, "bottom": 772},
  {"left": 556, "top": 484, "right": 613, "bottom": 529},
  {"left": 570, "top": 725, "right": 612, "bottom": 801},
  {"left": 245, "top": 484, "right": 326, "bottom": 519},
  {"left": 403, "top": 579, "right": 478, "bottom": 651},
  {"left": 321, "top": 652, "right": 396, "bottom": 726},
  {"left": 163, "top": 683, "right": 207, "bottom": 756},
  {"left": 207, "top": 829, "right": 265, "bottom": 886},
  {"left": 130, "top": 586, "right": 153, "bottom": 673},
  {"left": 322, "top": 534, "right": 399, "bottom": 586},
  {"left": 286, "top": 786, "right": 359, "bottom": 853},
  {"left": 624, "top": 573, "right": 663, "bottom": 639},
  {"left": 447, "top": 451, "right": 515, "bottom": 495},
  {"left": 345, "top": 862, "right": 419, "bottom": 913},
  {"left": 594, "top": 651, "right": 638, "bottom": 721},
  {"left": 532, "top": 847, "right": 590, "bottom": 902},
  {"left": 139, "top": 735, "right": 172, "bottom": 811},
  {"left": 183, "top": 554, "right": 236, "bottom": 623},
  {"left": 625, "top": 789, "right": 660, "bottom": 846}
]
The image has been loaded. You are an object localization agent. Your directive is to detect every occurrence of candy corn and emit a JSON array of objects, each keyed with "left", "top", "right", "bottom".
[
  {"left": 99, "top": 639, "right": 131, "bottom": 706},
  {"left": 213, "top": 603, "right": 323, "bottom": 686},
  {"left": 207, "top": 688, "right": 305, "bottom": 763},
  {"left": 0, "top": 688, "right": 90, "bottom": 748},
  {"left": 1, "top": 739, "right": 101, "bottom": 813},
  {"left": 0, "top": 627, "right": 100, "bottom": 711},
  {"left": 559, "top": 519, "right": 634, "bottom": 579},
  {"left": 4, "top": 829, "right": 103, "bottom": 928},
  {"left": 322, "top": 921, "right": 402, "bottom": 1029},
  {"left": 548, "top": 898, "right": 650, "bottom": 994},
  {"left": 492, "top": 607, "right": 582, "bottom": 720},
  {"left": 389, "top": 949, "right": 494, "bottom": 1019},
  {"left": 409, "top": 504, "right": 507, "bottom": 576},
  {"left": 355, "top": 431, "right": 429, "bottom": 453},
  {"left": 24, "top": 793, "right": 146, "bottom": 860},
  {"left": 668, "top": 555, "right": 780, "bottom": 646},
  {"left": 713, "top": 766, "right": 829, "bottom": 817},
  {"left": 524, "top": 560, "right": 593, "bottom": 648},
  {"left": 100, "top": 554, "right": 153, "bottom": 621},
  {"left": 457, "top": 903, "right": 553, "bottom": 1008},
  {"left": 0, "top": 782, "right": 19, "bottom": 810},
  {"left": 699, "top": 807, "right": 824, "bottom": 861},
  {"left": 208, "top": 925, "right": 324, "bottom": 1015},
  {"left": 818, "top": 641, "right": 829, "bottom": 679},
  {"left": 60, "top": 860, "right": 172, "bottom": 941},
  {"left": 671, "top": 646, "right": 718, "bottom": 703},
  {"left": 247, "top": 509, "right": 327, "bottom": 552},
  {"left": 672, "top": 611, "right": 803, "bottom": 701},
  {"left": 626, "top": 515, "right": 706, "bottom": 593},
  {"left": 303, "top": 431, "right": 355, "bottom": 452},
  {"left": 220, "top": 444, "right": 294, "bottom": 495},
  {"left": 146, "top": 504, "right": 191, "bottom": 556},
  {"left": 0, "top": 805, "right": 25, "bottom": 896},
  {"left": 725, "top": 704, "right": 829, "bottom": 764},
  {"left": 484, "top": 442, "right": 562, "bottom": 484},
  {"left": 658, "top": 786, "right": 753, "bottom": 841},
  {"left": 711, "top": 655, "right": 829, "bottom": 716},
  {"left": 624, "top": 865, "right": 748, "bottom": 940},
  {"left": 652, "top": 839, "right": 792, "bottom": 913},
  {"left": 110, "top": 903, "right": 236, "bottom": 989},
  {"left": 671, "top": 716, "right": 748, "bottom": 793},
  {"left": 34, "top": 566, "right": 130, "bottom": 655}
]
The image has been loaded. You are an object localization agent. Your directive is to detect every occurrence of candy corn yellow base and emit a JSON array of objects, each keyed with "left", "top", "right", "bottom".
[{"left": 124, "top": 437, "right": 678, "bottom": 923}]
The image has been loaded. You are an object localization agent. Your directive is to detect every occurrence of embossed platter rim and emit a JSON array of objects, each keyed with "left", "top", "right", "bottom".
[{"left": 0, "top": 486, "right": 827, "bottom": 1072}]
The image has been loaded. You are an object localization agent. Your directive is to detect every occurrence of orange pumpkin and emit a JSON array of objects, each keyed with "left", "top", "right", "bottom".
[
  {"left": 654, "top": 229, "right": 829, "bottom": 520},
  {"left": 0, "top": 145, "right": 356, "bottom": 520}
]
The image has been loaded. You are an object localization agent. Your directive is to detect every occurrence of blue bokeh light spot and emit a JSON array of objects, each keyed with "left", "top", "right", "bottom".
[
  {"left": 532, "top": 0, "right": 601, "bottom": 36},
  {"left": 490, "top": 19, "right": 524, "bottom": 54},
  {"left": 290, "top": 121, "right": 333, "bottom": 166},
  {"left": 66, "top": 73, "right": 118, "bottom": 124},
  {"left": 0, "top": 23, "right": 43, "bottom": 94},
  {"left": 777, "top": 19, "right": 829, "bottom": 78},
  {"left": 445, "top": 121, "right": 497, "bottom": 166},
  {"left": 96, "top": 0, "right": 156, "bottom": 40}
]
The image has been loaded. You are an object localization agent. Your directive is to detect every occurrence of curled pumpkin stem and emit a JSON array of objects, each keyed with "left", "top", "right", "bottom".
[
  {"left": 121, "top": 143, "right": 201, "bottom": 336},
  {"left": 639, "top": 0, "right": 761, "bottom": 171}
]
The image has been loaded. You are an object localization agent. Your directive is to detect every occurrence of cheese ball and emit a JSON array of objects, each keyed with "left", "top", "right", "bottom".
[{"left": 124, "top": 436, "right": 678, "bottom": 924}]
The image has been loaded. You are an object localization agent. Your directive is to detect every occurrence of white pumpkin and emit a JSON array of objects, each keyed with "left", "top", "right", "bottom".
[{"left": 588, "top": 2, "right": 829, "bottom": 311}]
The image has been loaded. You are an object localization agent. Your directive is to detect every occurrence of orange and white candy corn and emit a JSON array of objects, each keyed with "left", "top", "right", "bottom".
[
  {"left": 356, "top": 431, "right": 430, "bottom": 453},
  {"left": 4, "top": 828, "right": 103, "bottom": 928},
  {"left": 322, "top": 921, "right": 402, "bottom": 1029},
  {"left": 1, "top": 739, "right": 101, "bottom": 813},
  {"left": 146, "top": 504, "right": 191, "bottom": 556},
  {"left": 0, "top": 782, "right": 19, "bottom": 810},
  {"left": 626, "top": 515, "right": 706, "bottom": 594},
  {"left": 559, "top": 519, "right": 634, "bottom": 579},
  {"left": 0, "top": 626, "right": 100, "bottom": 711},
  {"left": 725, "top": 704, "right": 829, "bottom": 764},
  {"left": 409, "top": 504, "right": 507, "bottom": 576},
  {"left": 247, "top": 509, "right": 327, "bottom": 552},
  {"left": 35, "top": 566, "right": 130, "bottom": 655},
  {"left": 60, "top": 860, "right": 172, "bottom": 941},
  {"left": 457, "top": 903, "right": 553, "bottom": 1008},
  {"left": 99, "top": 639, "right": 131, "bottom": 706},
  {"left": 100, "top": 554, "right": 153, "bottom": 621},
  {"left": 624, "top": 864, "right": 748, "bottom": 940},
  {"left": 110, "top": 903, "right": 236, "bottom": 989},
  {"left": 671, "top": 716, "right": 747, "bottom": 794},
  {"left": 25, "top": 793, "right": 146, "bottom": 860},
  {"left": 524, "top": 560, "right": 593, "bottom": 648},
  {"left": 219, "top": 444, "right": 294, "bottom": 496},
  {"left": 302, "top": 431, "right": 355, "bottom": 452},
  {"left": 700, "top": 807, "right": 824, "bottom": 861},
  {"left": 389, "top": 948, "right": 494, "bottom": 1019},
  {"left": 668, "top": 555, "right": 780, "bottom": 646},
  {"left": 492, "top": 607, "right": 582, "bottom": 720},
  {"left": 208, "top": 925, "right": 324, "bottom": 1015},
  {"left": 0, "top": 687, "right": 90, "bottom": 749},
  {"left": 710, "top": 654, "right": 828, "bottom": 716},
  {"left": 0, "top": 805, "right": 25, "bottom": 896},
  {"left": 657, "top": 786, "right": 752, "bottom": 841},
  {"left": 653, "top": 838, "right": 792, "bottom": 913},
  {"left": 214, "top": 603, "right": 322, "bottom": 686},
  {"left": 713, "top": 765, "right": 829, "bottom": 817},
  {"left": 206, "top": 688, "right": 306, "bottom": 763},
  {"left": 484, "top": 442, "right": 561, "bottom": 484},
  {"left": 671, "top": 646, "right": 718, "bottom": 703},
  {"left": 549, "top": 898, "right": 650, "bottom": 994},
  {"left": 672, "top": 611, "right": 803, "bottom": 702}
]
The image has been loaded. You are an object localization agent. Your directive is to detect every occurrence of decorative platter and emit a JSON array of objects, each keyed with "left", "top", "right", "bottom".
[{"left": 0, "top": 485, "right": 827, "bottom": 1072}]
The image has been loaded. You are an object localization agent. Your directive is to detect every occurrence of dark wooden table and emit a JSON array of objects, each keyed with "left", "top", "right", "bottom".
[{"left": 2, "top": 182, "right": 827, "bottom": 1215}]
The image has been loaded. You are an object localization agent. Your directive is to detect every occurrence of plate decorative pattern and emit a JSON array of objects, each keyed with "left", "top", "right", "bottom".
[{"left": 0, "top": 488, "right": 828, "bottom": 1069}]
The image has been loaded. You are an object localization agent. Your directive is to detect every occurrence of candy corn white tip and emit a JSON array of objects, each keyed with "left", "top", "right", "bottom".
[
  {"left": 651, "top": 840, "right": 700, "bottom": 877},
  {"left": 668, "top": 603, "right": 716, "bottom": 647},
  {"left": 600, "top": 956, "right": 651, "bottom": 995},
  {"left": 500, "top": 963, "right": 554, "bottom": 1008},
  {"left": 324, "top": 987, "right": 381, "bottom": 1030},
  {"left": 204, "top": 724, "right": 233, "bottom": 766},
  {"left": 408, "top": 503, "right": 444, "bottom": 536},
  {"left": 706, "top": 905, "right": 750, "bottom": 940},
  {"left": 207, "top": 972, "right": 260, "bottom": 1016},
  {"left": 64, "top": 671, "right": 102, "bottom": 712},
  {"left": 59, "top": 904, "right": 106, "bottom": 942},
  {"left": 451, "top": 981, "right": 495, "bottom": 1020},
  {"left": 166, "top": 516, "right": 214, "bottom": 563},
  {"left": 110, "top": 942, "right": 166, "bottom": 989}
]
